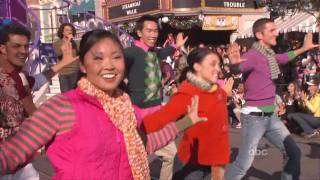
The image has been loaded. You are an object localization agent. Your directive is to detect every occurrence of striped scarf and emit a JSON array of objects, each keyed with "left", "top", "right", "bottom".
[
  {"left": 252, "top": 42, "right": 280, "bottom": 80},
  {"left": 186, "top": 72, "right": 217, "bottom": 92}
]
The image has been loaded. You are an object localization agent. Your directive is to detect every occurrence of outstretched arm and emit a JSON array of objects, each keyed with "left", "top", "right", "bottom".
[
  {"left": 293, "top": 33, "right": 320, "bottom": 57},
  {"left": 143, "top": 93, "right": 190, "bottom": 133},
  {"left": 32, "top": 40, "right": 79, "bottom": 91},
  {"left": 276, "top": 33, "right": 320, "bottom": 64},
  {"left": 227, "top": 43, "right": 253, "bottom": 74},
  {"left": 0, "top": 95, "right": 74, "bottom": 174},
  {"left": 145, "top": 96, "right": 207, "bottom": 153}
]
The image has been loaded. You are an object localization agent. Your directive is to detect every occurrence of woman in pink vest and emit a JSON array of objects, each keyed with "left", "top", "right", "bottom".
[{"left": 0, "top": 30, "right": 206, "bottom": 179}]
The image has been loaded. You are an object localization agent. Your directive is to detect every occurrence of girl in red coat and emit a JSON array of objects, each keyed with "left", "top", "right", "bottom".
[{"left": 143, "top": 48, "right": 233, "bottom": 180}]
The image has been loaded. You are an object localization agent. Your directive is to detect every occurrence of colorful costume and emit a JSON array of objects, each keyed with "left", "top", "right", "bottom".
[{"left": 0, "top": 78, "right": 193, "bottom": 180}]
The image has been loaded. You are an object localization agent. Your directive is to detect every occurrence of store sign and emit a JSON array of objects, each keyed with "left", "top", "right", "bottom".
[
  {"left": 202, "top": 15, "right": 239, "bottom": 31},
  {"left": 172, "top": 0, "right": 255, "bottom": 9},
  {"left": 205, "top": 0, "right": 256, "bottom": 8},
  {"left": 108, "top": 0, "right": 159, "bottom": 19},
  {"left": 172, "top": 0, "right": 201, "bottom": 9}
]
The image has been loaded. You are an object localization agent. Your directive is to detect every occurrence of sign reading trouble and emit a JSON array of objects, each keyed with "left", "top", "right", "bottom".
[
  {"left": 108, "top": 0, "right": 159, "bottom": 19},
  {"left": 206, "top": 0, "right": 256, "bottom": 8}
]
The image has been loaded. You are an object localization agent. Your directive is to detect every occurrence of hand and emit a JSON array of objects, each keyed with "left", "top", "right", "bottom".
[
  {"left": 227, "top": 43, "right": 246, "bottom": 64},
  {"left": 278, "top": 110, "right": 286, "bottom": 116},
  {"left": 302, "top": 33, "right": 320, "bottom": 51},
  {"left": 176, "top": 32, "right": 188, "bottom": 49},
  {"left": 187, "top": 96, "right": 208, "bottom": 124},
  {"left": 300, "top": 91, "right": 308, "bottom": 101},
  {"left": 222, "top": 78, "right": 234, "bottom": 96},
  {"left": 60, "top": 39, "right": 72, "bottom": 55},
  {"left": 61, "top": 40, "right": 78, "bottom": 64}
]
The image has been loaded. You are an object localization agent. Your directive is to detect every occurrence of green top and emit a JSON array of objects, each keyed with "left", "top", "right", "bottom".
[
  {"left": 288, "top": 51, "right": 296, "bottom": 61},
  {"left": 258, "top": 105, "right": 275, "bottom": 113}
]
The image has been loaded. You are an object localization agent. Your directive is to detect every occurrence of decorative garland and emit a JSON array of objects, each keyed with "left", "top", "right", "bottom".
[
  {"left": 168, "top": 16, "right": 203, "bottom": 30},
  {"left": 120, "top": 16, "right": 203, "bottom": 32}
]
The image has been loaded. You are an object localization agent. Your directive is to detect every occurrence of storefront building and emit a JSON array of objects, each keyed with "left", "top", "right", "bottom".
[{"left": 102, "top": 0, "right": 269, "bottom": 45}]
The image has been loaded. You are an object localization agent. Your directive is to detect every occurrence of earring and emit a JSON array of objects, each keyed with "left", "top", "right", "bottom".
[{"left": 80, "top": 69, "right": 86, "bottom": 74}]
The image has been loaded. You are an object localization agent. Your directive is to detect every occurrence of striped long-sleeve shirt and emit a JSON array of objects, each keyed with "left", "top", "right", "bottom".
[{"left": 0, "top": 94, "right": 192, "bottom": 173}]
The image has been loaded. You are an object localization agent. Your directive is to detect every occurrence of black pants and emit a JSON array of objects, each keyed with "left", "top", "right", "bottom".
[{"left": 172, "top": 155, "right": 211, "bottom": 180}]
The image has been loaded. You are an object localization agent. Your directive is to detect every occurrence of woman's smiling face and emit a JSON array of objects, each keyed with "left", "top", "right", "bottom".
[{"left": 80, "top": 37, "right": 125, "bottom": 95}]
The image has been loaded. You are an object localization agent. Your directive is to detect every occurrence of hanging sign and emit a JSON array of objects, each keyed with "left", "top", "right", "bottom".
[
  {"left": 108, "top": 0, "right": 159, "bottom": 19},
  {"left": 205, "top": 0, "right": 256, "bottom": 8},
  {"left": 172, "top": 0, "right": 201, "bottom": 9},
  {"left": 202, "top": 15, "right": 239, "bottom": 31},
  {"left": 172, "top": 0, "right": 256, "bottom": 9}
]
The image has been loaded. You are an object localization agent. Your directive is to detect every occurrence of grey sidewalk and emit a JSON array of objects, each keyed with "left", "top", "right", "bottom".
[{"left": 33, "top": 128, "right": 320, "bottom": 180}]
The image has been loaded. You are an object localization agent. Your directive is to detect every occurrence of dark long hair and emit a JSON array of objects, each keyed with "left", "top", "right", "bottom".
[
  {"left": 179, "top": 48, "right": 219, "bottom": 83},
  {"left": 57, "top": 23, "right": 76, "bottom": 39},
  {"left": 283, "top": 81, "right": 300, "bottom": 103}
]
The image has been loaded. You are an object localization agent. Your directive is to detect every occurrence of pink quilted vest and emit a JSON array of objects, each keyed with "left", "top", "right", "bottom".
[{"left": 46, "top": 89, "right": 133, "bottom": 180}]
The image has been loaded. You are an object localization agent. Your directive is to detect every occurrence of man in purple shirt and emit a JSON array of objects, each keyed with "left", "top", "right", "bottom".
[{"left": 225, "top": 18, "right": 320, "bottom": 180}]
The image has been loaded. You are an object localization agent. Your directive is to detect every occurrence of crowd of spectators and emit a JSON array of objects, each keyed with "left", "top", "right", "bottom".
[{"left": 160, "top": 33, "right": 320, "bottom": 137}]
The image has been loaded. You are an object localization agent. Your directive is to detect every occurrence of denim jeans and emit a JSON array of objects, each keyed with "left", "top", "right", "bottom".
[
  {"left": 59, "top": 71, "right": 81, "bottom": 93},
  {"left": 225, "top": 113, "right": 301, "bottom": 180},
  {"left": 287, "top": 113, "right": 320, "bottom": 134}
]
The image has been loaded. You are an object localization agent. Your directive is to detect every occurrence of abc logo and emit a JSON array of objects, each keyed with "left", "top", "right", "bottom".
[{"left": 249, "top": 149, "right": 268, "bottom": 156}]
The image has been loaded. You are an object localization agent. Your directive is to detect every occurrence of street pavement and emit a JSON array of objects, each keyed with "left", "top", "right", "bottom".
[{"left": 33, "top": 128, "right": 320, "bottom": 180}]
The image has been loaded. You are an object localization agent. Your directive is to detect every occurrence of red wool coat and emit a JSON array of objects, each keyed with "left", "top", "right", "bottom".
[{"left": 143, "top": 80, "right": 230, "bottom": 165}]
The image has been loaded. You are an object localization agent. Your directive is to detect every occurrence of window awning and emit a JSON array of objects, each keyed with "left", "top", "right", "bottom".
[{"left": 238, "top": 12, "right": 319, "bottom": 39}]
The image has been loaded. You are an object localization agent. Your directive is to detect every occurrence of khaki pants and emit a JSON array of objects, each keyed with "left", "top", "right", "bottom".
[
  {"left": 138, "top": 105, "right": 177, "bottom": 180},
  {"left": 155, "top": 142, "right": 177, "bottom": 180}
]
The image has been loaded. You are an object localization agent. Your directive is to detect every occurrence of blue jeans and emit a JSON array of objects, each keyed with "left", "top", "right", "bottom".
[
  {"left": 225, "top": 113, "right": 301, "bottom": 180},
  {"left": 288, "top": 113, "right": 320, "bottom": 134}
]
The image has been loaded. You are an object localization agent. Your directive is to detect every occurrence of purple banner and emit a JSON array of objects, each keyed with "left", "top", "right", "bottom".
[
  {"left": 0, "top": 0, "right": 27, "bottom": 24},
  {"left": 0, "top": 0, "right": 8, "bottom": 18}
]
